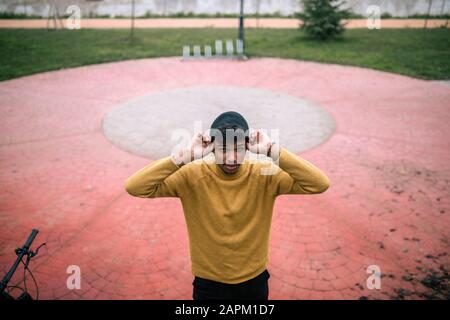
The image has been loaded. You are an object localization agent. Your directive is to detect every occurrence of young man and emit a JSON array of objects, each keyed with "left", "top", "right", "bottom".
[{"left": 124, "top": 111, "right": 330, "bottom": 300}]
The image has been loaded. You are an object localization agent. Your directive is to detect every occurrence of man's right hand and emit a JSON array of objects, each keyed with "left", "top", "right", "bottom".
[{"left": 171, "top": 133, "right": 214, "bottom": 167}]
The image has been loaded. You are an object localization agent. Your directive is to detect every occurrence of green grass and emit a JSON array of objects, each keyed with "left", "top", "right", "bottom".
[
  {"left": 0, "top": 11, "right": 334, "bottom": 19},
  {"left": 0, "top": 28, "right": 449, "bottom": 81},
  {"left": 1, "top": 11, "right": 449, "bottom": 19}
]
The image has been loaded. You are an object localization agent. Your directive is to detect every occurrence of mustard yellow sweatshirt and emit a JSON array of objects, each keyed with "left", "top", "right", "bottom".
[{"left": 124, "top": 147, "right": 330, "bottom": 284}]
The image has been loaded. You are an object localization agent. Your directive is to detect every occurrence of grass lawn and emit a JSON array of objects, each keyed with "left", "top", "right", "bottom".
[{"left": 0, "top": 28, "right": 449, "bottom": 81}]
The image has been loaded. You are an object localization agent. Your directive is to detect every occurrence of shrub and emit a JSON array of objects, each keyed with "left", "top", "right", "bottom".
[{"left": 297, "top": 0, "right": 351, "bottom": 40}]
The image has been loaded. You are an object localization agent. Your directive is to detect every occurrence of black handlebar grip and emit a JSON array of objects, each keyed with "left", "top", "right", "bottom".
[{"left": 23, "top": 229, "right": 39, "bottom": 250}]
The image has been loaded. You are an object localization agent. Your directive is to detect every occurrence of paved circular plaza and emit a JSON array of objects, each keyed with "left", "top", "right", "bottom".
[
  {"left": 0, "top": 57, "right": 449, "bottom": 299},
  {"left": 103, "top": 85, "right": 335, "bottom": 158}
]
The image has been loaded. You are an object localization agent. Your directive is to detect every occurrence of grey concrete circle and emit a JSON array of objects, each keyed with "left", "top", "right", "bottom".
[{"left": 102, "top": 86, "right": 335, "bottom": 159}]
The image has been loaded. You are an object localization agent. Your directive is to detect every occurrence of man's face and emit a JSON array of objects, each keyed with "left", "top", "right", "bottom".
[{"left": 215, "top": 140, "right": 247, "bottom": 174}]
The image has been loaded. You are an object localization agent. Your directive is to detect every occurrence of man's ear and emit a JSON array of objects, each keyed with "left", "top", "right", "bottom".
[{"left": 245, "top": 137, "right": 249, "bottom": 150}]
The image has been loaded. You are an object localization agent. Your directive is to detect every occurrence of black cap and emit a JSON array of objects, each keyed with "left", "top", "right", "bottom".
[{"left": 210, "top": 111, "right": 249, "bottom": 133}]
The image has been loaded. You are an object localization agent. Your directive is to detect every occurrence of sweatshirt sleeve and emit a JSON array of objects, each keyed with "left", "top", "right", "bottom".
[
  {"left": 124, "top": 157, "right": 186, "bottom": 198},
  {"left": 271, "top": 147, "right": 330, "bottom": 196}
]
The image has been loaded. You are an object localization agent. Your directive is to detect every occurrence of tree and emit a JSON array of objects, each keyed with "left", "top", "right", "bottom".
[{"left": 297, "top": 0, "right": 351, "bottom": 40}]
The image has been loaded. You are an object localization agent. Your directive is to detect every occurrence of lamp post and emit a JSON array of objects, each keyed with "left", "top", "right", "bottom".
[
  {"left": 130, "top": 0, "right": 135, "bottom": 41},
  {"left": 238, "top": 0, "right": 245, "bottom": 56}
]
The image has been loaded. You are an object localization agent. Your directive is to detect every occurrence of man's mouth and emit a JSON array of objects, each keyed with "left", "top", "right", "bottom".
[{"left": 224, "top": 164, "right": 238, "bottom": 171}]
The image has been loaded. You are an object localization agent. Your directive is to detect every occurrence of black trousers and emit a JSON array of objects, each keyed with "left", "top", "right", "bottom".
[{"left": 192, "top": 269, "right": 270, "bottom": 300}]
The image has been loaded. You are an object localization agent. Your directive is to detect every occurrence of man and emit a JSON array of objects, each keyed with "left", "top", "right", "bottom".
[{"left": 124, "top": 111, "right": 330, "bottom": 300}]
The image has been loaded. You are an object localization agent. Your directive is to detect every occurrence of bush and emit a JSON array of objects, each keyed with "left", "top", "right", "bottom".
[{"left": 297, "top": 0, "right": 351, "bottom": 40}]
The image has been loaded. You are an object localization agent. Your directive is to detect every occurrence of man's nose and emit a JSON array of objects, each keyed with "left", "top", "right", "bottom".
[{"left": 225, "top": 151, "right": 236, "bottom": 164}]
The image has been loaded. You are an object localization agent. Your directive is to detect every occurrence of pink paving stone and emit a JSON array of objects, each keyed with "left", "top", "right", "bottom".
[{"left": 0, "top": 57, "right": 449, "bottom": 300}]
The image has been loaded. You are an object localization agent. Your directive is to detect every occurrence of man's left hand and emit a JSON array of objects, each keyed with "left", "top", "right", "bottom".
[{"left": 248, "top": 129, "right": 280, "bottom": 160}]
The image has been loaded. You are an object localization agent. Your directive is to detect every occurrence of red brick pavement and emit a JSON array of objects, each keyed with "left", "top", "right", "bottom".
[{"left": 0, "top": 58, "right": 449, "bottom": 299}]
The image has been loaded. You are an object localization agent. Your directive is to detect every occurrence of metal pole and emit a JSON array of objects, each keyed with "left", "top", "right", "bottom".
[
  {"left": 424, "top": 0, "right": 434, "bottom": 28},
  {"left": 130, "top": 0, "right": 135, "bottom": 40},
  {"left": 238, "top": 0, "right": 245, "bottom": 54},
  {"left": 256, "top": 0, "right": 261, "bottom": 28}
]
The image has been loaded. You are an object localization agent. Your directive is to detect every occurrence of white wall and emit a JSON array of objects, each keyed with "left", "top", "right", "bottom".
[{"left": 0, "top": 0, "right": 448, "bottom": 18}]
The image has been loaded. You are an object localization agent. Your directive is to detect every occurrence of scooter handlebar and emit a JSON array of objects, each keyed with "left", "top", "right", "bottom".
[{"left": 23, "top": 229, "right": 39, "bottom": 250}]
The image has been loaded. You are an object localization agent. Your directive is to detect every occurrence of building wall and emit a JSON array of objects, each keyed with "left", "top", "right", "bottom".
[{"left": 0, "top": 0, "right": 448, "bottom": 18}]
